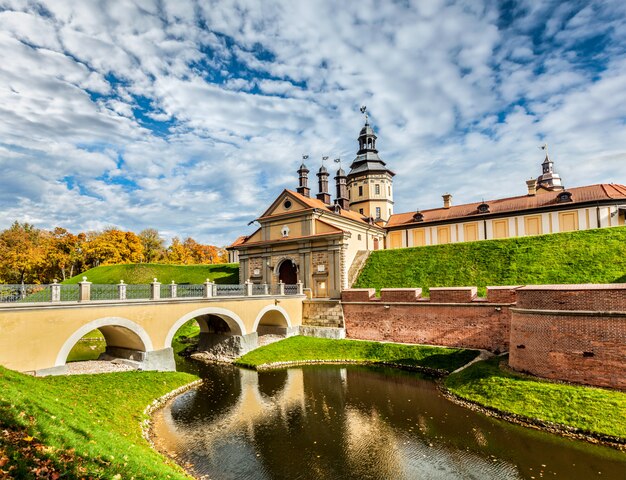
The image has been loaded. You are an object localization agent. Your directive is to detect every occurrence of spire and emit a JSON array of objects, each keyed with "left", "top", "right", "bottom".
[
  {"left": 316, "top": 156, "right": 331, "bottom": 204},
  {"left": 536, "top": 143, "right": 564, "bottom": 191},
  {"left": 357, "top": 105, "right": 377, "bottom": 154},
  {"left": 296, "top": 154, "right": 310, "bottom": 197}
]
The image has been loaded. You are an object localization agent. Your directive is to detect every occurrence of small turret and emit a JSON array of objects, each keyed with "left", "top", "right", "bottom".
[
  {"left": 316, "top": 161, "right": 331, "bottom": 204},
  {"left": 334, "top": 166, "right": 349, "bottom": 210},
  {"left": 296, "top": 157, "right": 310, "bottom": 197},
  {"left": 536, "top": 144, "right": 564, "bottom": 192}
]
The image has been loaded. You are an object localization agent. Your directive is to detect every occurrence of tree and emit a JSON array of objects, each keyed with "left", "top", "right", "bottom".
[
  {"left": 139, "top": 228, "right": 165, "bottom": 263},
  {"left": 0, "top": 222, "right": 46, "bottom": 284},
  {"left": 166, "top": 237, "right": 192, "bottom": 264},
  {"left": 45, "top": 227, "right": 85, "bottom": 280},
  {"left": 82, "top": 228, "right": 144, "bottom": 267}
]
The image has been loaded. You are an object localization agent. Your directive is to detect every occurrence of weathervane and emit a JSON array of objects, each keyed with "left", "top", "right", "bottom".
[
  {"left": 539, "top": 143, "right": 549, "bottom": 158},
  {"left": 334, "top": 157, "right": 341, "bottom": 168},
  {"left": 360, "top": 105, "right": 368, "bottom": 123},
  {"left": 302, "top": 154, "right": 309, "bottom": 160},
  {"left": 322, "top": 156, "right": 329, "bottom": 167}
]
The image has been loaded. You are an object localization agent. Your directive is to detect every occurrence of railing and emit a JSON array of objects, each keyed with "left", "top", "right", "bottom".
[
  {"left": 214, "top": 284, "right": 245, "bottom": 296},
  {"left": 0, "top": 279, "right": 303, "bottom": 305}
]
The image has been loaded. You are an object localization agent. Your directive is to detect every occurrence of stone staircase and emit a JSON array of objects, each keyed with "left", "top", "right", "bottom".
[{"left": 347, "top": 250, "right": 371, "bottom": 287}]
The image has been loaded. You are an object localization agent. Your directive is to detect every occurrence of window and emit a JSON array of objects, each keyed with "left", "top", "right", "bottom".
[
  {"left": 357, "top": 234, "right": 362, "bottom": 240},
  {"left": 359, "top": 208, "right": 364, "bottom": 215},
  {"left": 375, "top": 184, "right": 380, "bottom": 195},
  {"left": 375, "top": 207, "right": 381, "bottom": 218},
  {"left": 358, "top": 186, "right": 363, "bottom": 196},
  {"left": 283, "top": 200, "right": 292, "bottom": 209},
  {"left": 388, "top": 186, "right": 391, "bottom": 195}
]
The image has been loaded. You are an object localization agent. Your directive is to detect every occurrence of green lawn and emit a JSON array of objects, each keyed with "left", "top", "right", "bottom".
[
  {"left": 355, "top": 226, "right": 626, "bottom": 295},
  {"left": 445, "top": 356, "right": 626, "bottom": 440},
  {"left": 235, "top": 336, "right": 479, "bottom": 373},
  {"left": 0, "top": 366, "right": 197, "bottom": 479},
  {"left": 63, "top": 263, "right": 239, "bottom": 285}
]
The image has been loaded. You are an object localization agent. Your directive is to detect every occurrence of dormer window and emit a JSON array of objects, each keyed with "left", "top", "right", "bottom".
[
  {"left": 413, "top": 211, "right": 424, "bottom": 222},
  {"left": 557, "top": 191, "right": 573, "bottom": 203},
  {"left": 477, "top": 203, "right": 490, "bottom": 214}
]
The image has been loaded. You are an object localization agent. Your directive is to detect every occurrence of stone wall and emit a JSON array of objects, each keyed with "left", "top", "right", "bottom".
[
  {"left": 341, "top": 287, "right": 517, "bottom": 352},
  {"left": 302, "top": 299, "right": 344, "bottom": 328},
  {"left": 510, "top": 284, "right": 626, "bottom": 390}
]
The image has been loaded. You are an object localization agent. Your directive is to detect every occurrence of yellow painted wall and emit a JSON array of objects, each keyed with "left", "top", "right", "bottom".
[
  {"left": 559, "top": 211, "right": 578, "bottom": 232},
  {"left": 388, "top": 231, "right": 403, "bottom": 249},
  {"left": 0, "top": 297, "right": 304, "bottom": 373},
  {"left": 493, "top": 219, "right": 509, "bottom": 239},
  {"left": 412, "top": 229, "right": 426, "bottom": 246},
  {"left": 268, "top": 220, "right": 304, "bottom": 239},
  {"left": 464, "top": 223, "right": 479, "bottom": 242},
  {"left": 524, "top": 215, "right": 542, "bottom": 235},
  {"left": 437, "top": 226, "right": 451, "bottom": 244}
]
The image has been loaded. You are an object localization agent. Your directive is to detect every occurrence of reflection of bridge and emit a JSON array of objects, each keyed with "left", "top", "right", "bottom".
[{"left": 0, "top": 280, "right": 304, "bottom": 375}]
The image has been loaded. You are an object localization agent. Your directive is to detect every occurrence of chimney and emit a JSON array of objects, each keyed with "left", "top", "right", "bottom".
[
  {"left": 334, "top": 168, "right": 350, "bottom": 210},
  {"left": 526, "top": 178, "right": 537, "bottom": 196},
  {"left": 316, "top": 166, "right": 331, "bottom": 204},
  {"left": 442, "top": 193, "right": 452, "bottom": 209},
  {"left": 296, "top": 162, "right": 310, "bottom": 198}
]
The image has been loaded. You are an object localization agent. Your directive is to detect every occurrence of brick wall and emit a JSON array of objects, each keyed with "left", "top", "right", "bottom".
[
  {"left": 341, "top": 287, "right": 517, "bottom": 352},
  {"left": 510, "top": 285, "right": 626, "bottom": 390},
  {"left": 340, "top": 284, "right": 626, "bottom": 390}
]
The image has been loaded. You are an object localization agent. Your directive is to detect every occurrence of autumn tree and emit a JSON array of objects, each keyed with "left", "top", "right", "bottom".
[
  {"left": 82, "top": 228, "right": 144, "bottom": 267},
  {"left": 139, "top": 228, "right": 165, "bottom": 263},
  {"left": 0, "top": 222, "right": 47, "bottom": 284},
  {"left": 166, "top": 237, "right": 191, "bottom": 264}
]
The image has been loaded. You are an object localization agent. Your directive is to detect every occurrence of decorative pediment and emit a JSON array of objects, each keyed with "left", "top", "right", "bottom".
[{"left": 258, "top": 190, "right": 310, "bottom": 219}]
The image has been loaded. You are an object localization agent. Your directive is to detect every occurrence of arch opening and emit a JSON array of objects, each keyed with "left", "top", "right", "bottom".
[
  {"left": 278, "top": 259, "right": 298, "bottom": 284},
  {"left": 57, "top": 317, "right": 152, "bottom": 367},
  {"left": 254, "top": 305, "right": 293, "bottom": 342}
]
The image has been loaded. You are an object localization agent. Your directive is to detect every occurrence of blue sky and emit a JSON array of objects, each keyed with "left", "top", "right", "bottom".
[{"left": 0, "top": 0, "right": 625, "bottom": 245}]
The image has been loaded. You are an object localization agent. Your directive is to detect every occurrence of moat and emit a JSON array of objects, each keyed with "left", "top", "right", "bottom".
[{"left": 153, "top": 360, "right": 626, "bottom": 480}]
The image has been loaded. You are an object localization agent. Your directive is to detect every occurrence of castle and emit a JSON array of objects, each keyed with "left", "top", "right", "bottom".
[{"left": 229, "top": 113, "right": 626, "bottom": 298}]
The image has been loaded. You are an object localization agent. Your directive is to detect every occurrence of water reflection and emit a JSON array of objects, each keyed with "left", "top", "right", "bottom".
[{"left": 153, "top": 364, "right": 626, "bottom": 480}]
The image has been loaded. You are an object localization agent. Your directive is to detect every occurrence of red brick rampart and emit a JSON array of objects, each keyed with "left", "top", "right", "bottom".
[
  {"left": 341, "top": 284, "right": 626, "bottom": 390},
  {"left": 510, "top": 284, "right": 626, "bottom": 390},
  {"left": 341, "top": 287, "right": 519, "bottom": 352}
]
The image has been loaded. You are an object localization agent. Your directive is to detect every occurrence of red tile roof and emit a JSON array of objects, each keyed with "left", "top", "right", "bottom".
[{"left": 387, "top": 184, "right": 626, "bottom": 228}]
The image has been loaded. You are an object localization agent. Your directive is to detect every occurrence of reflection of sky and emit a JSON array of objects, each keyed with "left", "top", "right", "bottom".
[{"left": 153, "top": 365, "right": 625, "bottom": 480}]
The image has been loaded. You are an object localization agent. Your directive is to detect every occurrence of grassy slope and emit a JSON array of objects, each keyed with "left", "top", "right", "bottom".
[
  {"left": 445, "top": 356, "right": 626, "bottom": 439},
  {"left": 63, "top": 263, "right": 239, "bottom": 285},
  {"left": 235, "top": 336, "right": 478, "bottom": 373},
  {"left": 0, "top": 367, "right": 197, "bottom": 479},
  {"left": 355, "top": 227, "right": 626, "bottom": 294}
]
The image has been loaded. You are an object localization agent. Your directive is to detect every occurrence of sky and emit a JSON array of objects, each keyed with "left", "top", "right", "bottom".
[{"left": 1, "top": 0, "right": 625, "bottom": 246}]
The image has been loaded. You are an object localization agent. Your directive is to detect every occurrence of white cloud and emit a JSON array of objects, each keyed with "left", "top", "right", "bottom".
[{"left": 0, "top": 0, "right": 624, "bottom": 246}]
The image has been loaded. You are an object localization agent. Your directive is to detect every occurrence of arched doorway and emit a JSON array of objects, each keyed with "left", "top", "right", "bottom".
[
  {"left": 278, "top": 259, "right": 298, "bottom": 284},
  {"left": 373, "top": 237, "right": 379, "bottom": 250}
]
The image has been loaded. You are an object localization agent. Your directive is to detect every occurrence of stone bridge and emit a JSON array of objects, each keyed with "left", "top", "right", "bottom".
[{"left": 0, "top": 280, "right": 305, "bottom": 375}]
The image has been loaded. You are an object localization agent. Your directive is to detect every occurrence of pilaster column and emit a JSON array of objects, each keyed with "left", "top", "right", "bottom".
[
  {"left": 150, "top": 278, "right": 161, "bottom": 300},
  {"left": 78, "top": 277, "right": 91, "bottom": 302},
  {"left": 50, "top": 280, "right": 61, "bottom": 302},
  {"left": 118, "top": 280, "right": 127, "bottom": 300}
]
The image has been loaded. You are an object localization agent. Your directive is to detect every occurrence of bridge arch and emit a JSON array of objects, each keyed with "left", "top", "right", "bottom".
[
  {"left": 56, "top": 317, "right": 154, "bottom": 367},
  {"left": 252, "top": 305, "right": 292, "bottom": 332},
  {"left": 165, "top": 307, "right": 247, "bottom": 347}
]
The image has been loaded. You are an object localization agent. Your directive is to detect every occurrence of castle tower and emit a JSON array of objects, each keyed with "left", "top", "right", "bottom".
[
  {"left": 536, "top": 144, "right": 564, "bottom": 192},
  {"left": 347, "top": 107, "right": 395, "bottom": 221},
  {"left": 296, "top": 159, "right": 310, "bottom": 197},
  {"left": 316, "top": 164, "right": 331, "bottom": 204}
]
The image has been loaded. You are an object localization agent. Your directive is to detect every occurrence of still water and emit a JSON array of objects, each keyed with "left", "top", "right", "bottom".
[{"left": 154, "top": 362, "right": 626, "bottom": 480}]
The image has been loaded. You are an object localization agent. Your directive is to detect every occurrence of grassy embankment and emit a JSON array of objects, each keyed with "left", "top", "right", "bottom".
[
  {"left": 355, "top": 226, "right": 626, "bottom": 295},
  {"left": 0, "top": 366, "right": 197, "bottom": 479},
  {"left": 445, "top": 356, "right": 626, "bottom": 441},
  {"left": 236, "top": 336, "right": 479, "bottom": 373},
  {"left": 63, "top": 262, "right": 239, "bottom": 285}
]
